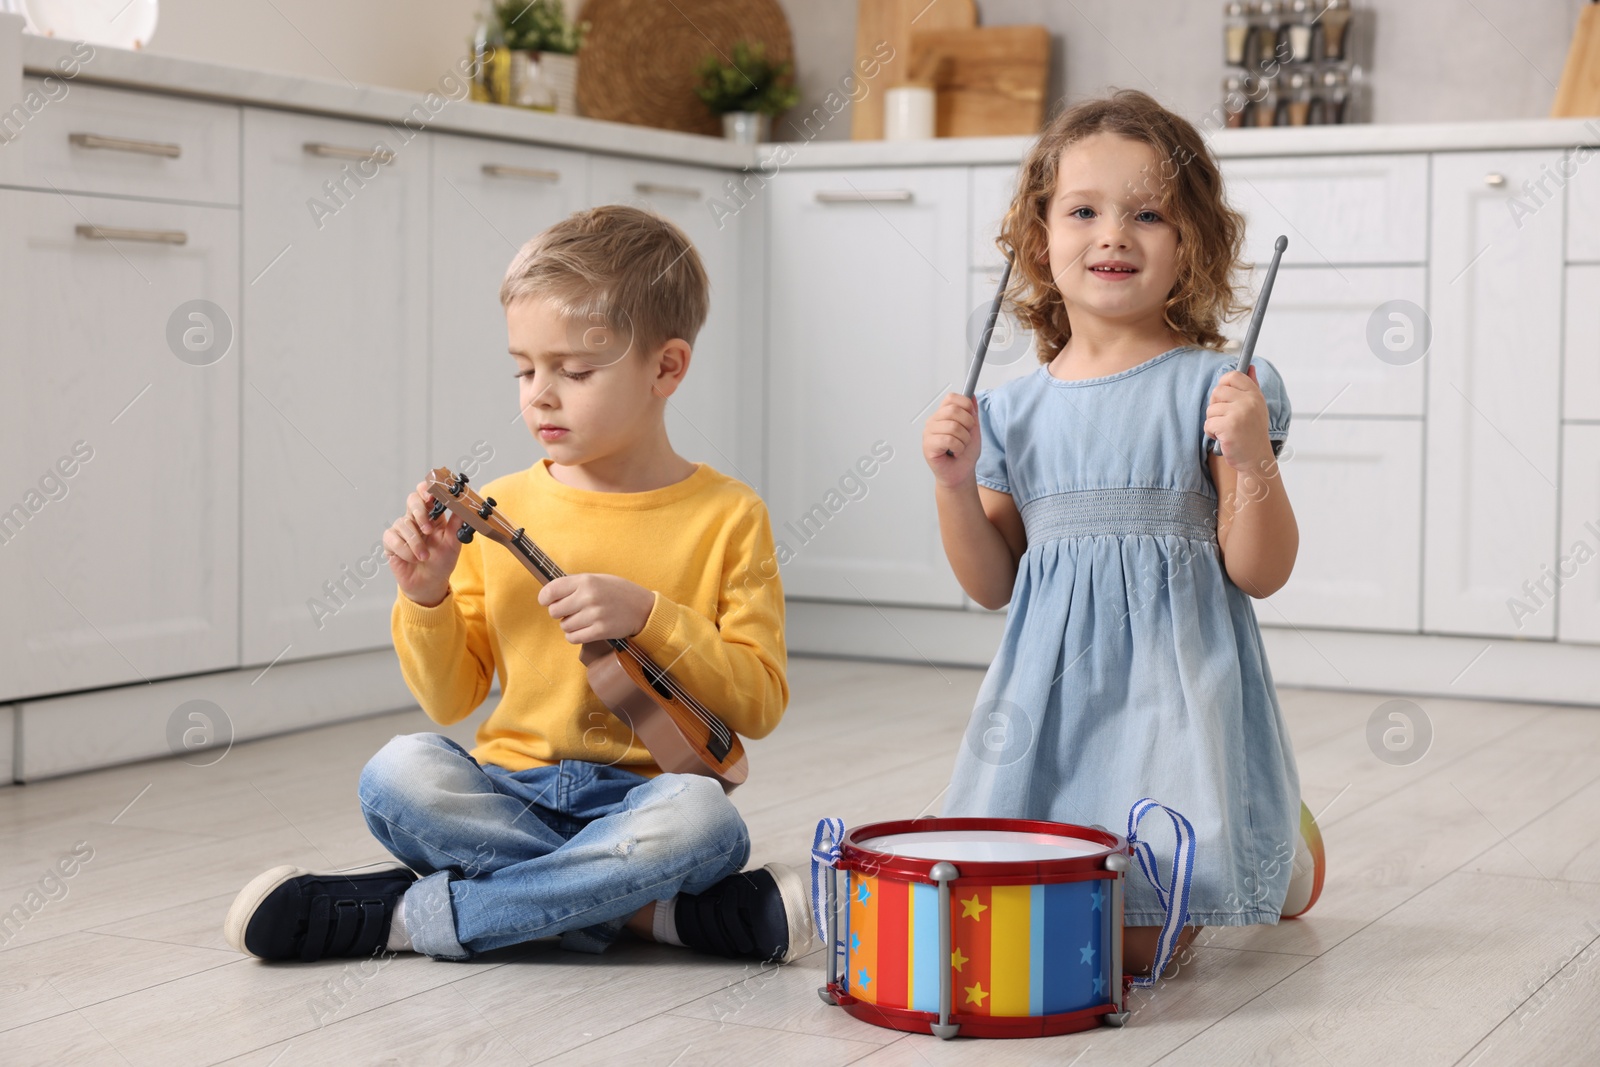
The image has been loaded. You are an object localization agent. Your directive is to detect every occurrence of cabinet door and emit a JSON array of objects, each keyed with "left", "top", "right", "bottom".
[
  {"left": 1254, "top": 418, "right": 1423, "bottom": 632},
  {"left": 1424, "top": 150, "right": 1564, "bottom": 638},
  {"left": 766, "top": 167, "right": 969, "bottom": 606},
  {"left": 587, "top": 156, "right": 756, "bottom": 488},
  {"left": 431, "top": 134, "right": 590, "bottom": 483},
  {"left": 240, "top": 110, "right": 428, "bottom": 664},
  {"left": 0, "top": 189, "right": 239, "bottom": 700},
  {"left": 1223, "top": 266, "right": 1427, "bottom": 418},
  {"left": 1558, "top": 425, "right": 1600, "bottom": 644}
]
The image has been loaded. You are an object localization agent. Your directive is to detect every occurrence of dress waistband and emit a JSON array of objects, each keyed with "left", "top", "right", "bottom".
[{"left": 1019, "top": 487, "right": 1218, "bottom": 543}]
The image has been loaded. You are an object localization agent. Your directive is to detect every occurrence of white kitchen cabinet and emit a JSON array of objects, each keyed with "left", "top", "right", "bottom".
[
  {"left": 1424, "top": 150, "right": 1564, "bottom": 638},
  {"left": 430, "top": 133, "right": 590, "bottom": 485},
  {"left": 0, "top": 188, "right": 239, "bottom": 701},
  {"left": 1225, "top": 266, "right": 1427, "bottom": 418},
  {"left": 766, "top": 166, "right": 969, "bottom": 607},
  {"left": 240, "top": 109, "right": 428, "bottom": 664},
  {"left": 1566, "top": 265, "right": 1600, "bottom": 422},
  {"left": 970, "top": 164, "right": 1018, "bottom": 271},
  {"left": 1569, "top": 143, "right": 1600, "bottom": 264},
  {"left": 1255, "top": 417, "right": 1423, "bottom": 632},
  {"left": 1222, "top": 153, "right": 1428, "bottom": 266},
  {"left": 1557, "top": 425, "right": 1600, "bottom": 644},
  {"left": 0, "top": 77, "right": 239, "bottom": 205},
  {"left": 587, "top": 155, "right": 756, "bottom": 489}
]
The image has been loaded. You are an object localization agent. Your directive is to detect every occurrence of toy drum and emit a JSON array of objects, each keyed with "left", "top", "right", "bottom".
[{"left": 816, "top": 818, "right": 1134, "bottom": 1039}]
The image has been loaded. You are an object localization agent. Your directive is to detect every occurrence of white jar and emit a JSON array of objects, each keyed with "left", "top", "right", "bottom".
[{"left": 883, "top": 86, "right": 936, "bottom": 140}]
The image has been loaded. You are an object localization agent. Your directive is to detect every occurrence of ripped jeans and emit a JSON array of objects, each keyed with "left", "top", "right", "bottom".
[{"left": 357, "top": 733, "right": 750, "bottom": 960}]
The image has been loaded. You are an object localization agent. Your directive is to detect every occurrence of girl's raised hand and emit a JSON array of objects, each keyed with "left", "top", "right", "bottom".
[
  {"left": 383, "top": 479, "right": 464, "bottom": 607},
  {"left": 924, "top": 391, "right": 981, "bottom": 489},
  {"left": 1205, "top": 365, "right": 1273, "bottom": 471}
]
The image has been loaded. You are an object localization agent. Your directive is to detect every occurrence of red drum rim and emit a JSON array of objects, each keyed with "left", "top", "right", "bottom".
[
  {"left": 827, "top": 983, "right": 1114, "bottom": 1038},
  {"left": 838, "top": 817, "right": 1128, "bottom": 885}
]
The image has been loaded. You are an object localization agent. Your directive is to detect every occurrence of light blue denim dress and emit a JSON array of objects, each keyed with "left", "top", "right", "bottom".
[{"left": 942, "top": 345, "right": 1302, "bottom": 927}]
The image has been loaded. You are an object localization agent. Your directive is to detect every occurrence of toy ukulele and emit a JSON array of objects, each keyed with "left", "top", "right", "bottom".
[{"left": 423, "top": 467, "right": 748, "bottom": 792}]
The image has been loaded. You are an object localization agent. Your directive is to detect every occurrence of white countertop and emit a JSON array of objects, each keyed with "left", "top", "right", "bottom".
[{"left": 8, "top": 15, "right": 1600, "bottom": 173}]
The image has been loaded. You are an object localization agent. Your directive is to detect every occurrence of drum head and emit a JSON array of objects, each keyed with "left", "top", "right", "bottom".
[{"left": 859, "top": 829, "right": 1105, "bottom": 863}]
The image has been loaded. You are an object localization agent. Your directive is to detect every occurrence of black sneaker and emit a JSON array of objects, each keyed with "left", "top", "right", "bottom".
[
  {"left": 674, "top": 862, "right": 816, "bottom": 964},
  {"left": 224, "top": 863, "right": 416, "bottom": 961}
]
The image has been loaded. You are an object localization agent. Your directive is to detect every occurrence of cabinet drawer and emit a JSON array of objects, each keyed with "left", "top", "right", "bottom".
[
  {"left": 1256, "top": 418, "right": 1422, "bottom": 632},
  {"left": 1570, "top": 144, "right": 1600, "bottom": 263},
  {"left": 1224, "top": 265, "right": 1427, "bottom": 417},
  {"left": 1567, "top": 266, "right": 1600, "bottom": 421},
  {"left": 0, "top": 78, "right": 239, "bottom": 205},
  {"left": 1223, "top": 153, "right": 1428, "bottom": 265}
]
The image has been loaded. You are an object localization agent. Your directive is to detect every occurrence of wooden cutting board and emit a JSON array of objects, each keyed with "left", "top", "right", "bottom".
[
  {"left": 909, "top": 25, "right": 1050, "bottom": 138},
  {"left": 1553, "top": 1, "right": 1600, "bottom": 117},
  {"left": 850, "top": 0, "right": 976, "bottom": 139}
]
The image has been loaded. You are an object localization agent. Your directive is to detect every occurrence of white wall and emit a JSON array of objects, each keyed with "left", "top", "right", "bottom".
[{"left": 135, "top": 1, "right": 1593, "bottom": 138}]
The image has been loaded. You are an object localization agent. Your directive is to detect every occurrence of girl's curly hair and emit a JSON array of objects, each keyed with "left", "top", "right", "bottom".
[{"left": 996, "top": 89, "right": 1251, "bottom": 362}]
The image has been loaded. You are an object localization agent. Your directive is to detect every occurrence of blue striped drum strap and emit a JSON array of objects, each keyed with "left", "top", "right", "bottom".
[
  {"left": 1019, "top": 487, "right": 1218, "bottom": 543},
  {"left": 1126, "top": 798, "right": 1198, "bottom": 989}
]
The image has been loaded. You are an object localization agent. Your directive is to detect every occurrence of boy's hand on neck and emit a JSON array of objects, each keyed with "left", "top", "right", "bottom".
[{"left": 538, "top": 573, "right": 657, "bottom": 644}]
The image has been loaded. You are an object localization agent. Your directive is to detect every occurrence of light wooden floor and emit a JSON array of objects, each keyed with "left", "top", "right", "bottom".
[{"left": 2, "top": 655, "right": 1598, "bottom": 1066}]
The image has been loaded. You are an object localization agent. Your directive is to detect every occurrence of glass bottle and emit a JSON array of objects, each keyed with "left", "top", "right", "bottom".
[{"left": 1254, "top": 76, "right": 1281, "bottom": 127}]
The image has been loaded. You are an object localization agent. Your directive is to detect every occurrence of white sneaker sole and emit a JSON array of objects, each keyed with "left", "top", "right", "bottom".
[
  {"left": 762, "top": 862, "right": 818, "bottom": 964},
  {"left": 224, "top": 864, "right": 304, "bottom": 956}
]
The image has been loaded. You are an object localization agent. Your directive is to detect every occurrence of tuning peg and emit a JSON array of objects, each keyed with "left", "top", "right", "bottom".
[
  {"left": 450, "top": 471, "right": 469, "bottom": 496},
  {"left": 456, "top": 522, "right": 475, "bottom": 544},
  {"left": 428, "top": 499, "right": 446, "bottom": 520},
  {"left": 477, "top": 496, "right": 496, "bottom": 519}
]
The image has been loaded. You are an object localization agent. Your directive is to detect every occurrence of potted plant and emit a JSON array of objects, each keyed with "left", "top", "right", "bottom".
[
  {"left": 495, "top": 0, "right": 589, "bottom": 115},
  {"left": 694, "top": 40, "right": 799, "bottom": 143}
]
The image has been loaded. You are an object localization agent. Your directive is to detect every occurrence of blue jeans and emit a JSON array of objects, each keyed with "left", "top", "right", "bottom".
[{"left": 357, "top": 733, "right": 750, "bottom": 960}]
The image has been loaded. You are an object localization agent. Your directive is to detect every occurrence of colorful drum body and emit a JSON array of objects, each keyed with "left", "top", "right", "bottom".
[{"left": 821, "top": 818, "right": 1132, "bottom": 1039}]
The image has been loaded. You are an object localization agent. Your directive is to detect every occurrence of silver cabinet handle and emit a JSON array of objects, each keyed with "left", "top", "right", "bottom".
[
  {"left": 303, "top": 141, "right": 395, "bottom": 165},
  {"left": 815, "top": 189, "right": 915, "bottom": 203},
  {"left": 1484, "top": 173, "right": 1507, "bottom": 188},
  {"left": 68, "top": 132, "right": 182, "bottom": 158},
  {"left": 483, "top": 163, "right": 560, "bottom": 182},
  {"left": 634, "top": 181, "right": 702, "bottom": 199},
  {"left": 75, "top": 223, "right": 188, "bottom": 245}
]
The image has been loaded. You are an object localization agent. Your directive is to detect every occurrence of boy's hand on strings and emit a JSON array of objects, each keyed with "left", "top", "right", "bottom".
[
  {"left": 385, "top": 480, "right": 465, "bottom": 607},
  {"left": 539, "top": 573, "right": 656, "bottom": 644},
  {"left": 1205, "top": 366, "right": 1274, "bottom": 472},
  {"left": 925, "top": 392, "right": 981, "bottom": 489}
]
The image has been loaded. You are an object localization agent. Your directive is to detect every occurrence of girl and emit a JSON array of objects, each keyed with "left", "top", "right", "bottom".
[{"left": 923, "top": 89, "right": 1322, "bottom": 979}]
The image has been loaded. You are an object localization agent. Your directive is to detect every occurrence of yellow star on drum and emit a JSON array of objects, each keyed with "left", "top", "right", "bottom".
[
  {"left": 960, "top": 894, "right": 987, "bottom": 920},
  {"left": 965, "top": 981, "right": 989, "bottom": 1006},
  {"left": 950, "top": 947, "right": 969, "bottom": 972}
]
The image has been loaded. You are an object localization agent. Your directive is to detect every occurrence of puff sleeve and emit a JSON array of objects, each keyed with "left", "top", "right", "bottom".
[
  {"left": 973, "top": 387, "right": 1012, "bottom": 494},
  {"left": 1205, "top": 355, "right": 1292, "bottom": 458}
]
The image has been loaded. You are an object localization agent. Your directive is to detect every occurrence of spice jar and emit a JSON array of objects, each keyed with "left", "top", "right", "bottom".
[
  {"left": 1224, "top": 2, "right": 1256, "bottom": 67},
  {"left": 1320, "top": 0, "right": 1353, "bottom": 61}
]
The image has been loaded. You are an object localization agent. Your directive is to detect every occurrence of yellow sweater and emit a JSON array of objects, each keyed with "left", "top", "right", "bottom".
[{"left": 391, "top": 458, "right": 788, "bottom": 774}]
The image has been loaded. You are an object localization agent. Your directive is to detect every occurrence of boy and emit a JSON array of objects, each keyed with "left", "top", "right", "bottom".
[{"left": 224, "top": 205, "right": 812, "bottom": 965}]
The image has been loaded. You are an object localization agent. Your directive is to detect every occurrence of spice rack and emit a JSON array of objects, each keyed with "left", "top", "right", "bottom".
[{"left": 1221, "top": 0, "right": 1369, "bottom": 127}]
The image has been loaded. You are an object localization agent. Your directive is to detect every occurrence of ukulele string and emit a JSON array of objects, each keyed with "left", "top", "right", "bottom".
[{"left": 508, "top": 529, "right": 732, "bottom": 746}]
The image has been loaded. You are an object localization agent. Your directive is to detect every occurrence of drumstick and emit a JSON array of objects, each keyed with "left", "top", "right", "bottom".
[
  {"left": 944, "top": 256, "right": 1013, "bottom": 458},
  {"left": 1207, "top": 234, "right": 1288, "bottom": 457}
]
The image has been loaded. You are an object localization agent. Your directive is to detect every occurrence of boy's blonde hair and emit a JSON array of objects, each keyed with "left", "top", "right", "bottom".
[
  {"left": 997, "top": 88, "right": 1250, "bottom": 360},
  {"left": 500, "top": 204, "right": 710, "bottom": 357}
]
